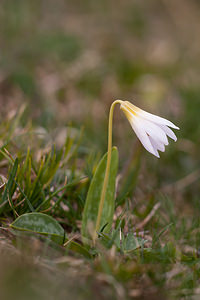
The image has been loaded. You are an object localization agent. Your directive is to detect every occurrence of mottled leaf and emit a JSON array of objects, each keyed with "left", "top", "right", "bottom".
[{"left": 10, "top": 212, "right": 65, "bottom": 244}]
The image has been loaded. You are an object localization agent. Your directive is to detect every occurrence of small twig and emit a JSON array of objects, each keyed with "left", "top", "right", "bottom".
[
  {"left": 40, "top": 206, "right": 52, "bottom": 213},
  {"left": 0, "top": 182, "right": 6, "bottom": 189},
  {"left": 0, "top": 227, "right": 9, "bottom": 230},
  {"left": 14, "top": 198, "right": 25, "bottom": 208},
  {"left": 135, "top": 202, "right": 161, "bottom": 230},
  {"left": 63, "top": 234, "right": 79, "bottom": 247}
]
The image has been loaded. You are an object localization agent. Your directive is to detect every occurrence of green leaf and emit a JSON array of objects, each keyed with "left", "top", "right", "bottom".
[
  {"left": 123, "top": 233, "right": 146, "bottom": 252},
  {"left": 65, "top": 240, "right": 92, "bottom": 258},
  {"left": 81, "top": 147, "right": 118, "bottom": 240},
  {"left": 10, "top": 212, "right": 65, "bottom": 245}
]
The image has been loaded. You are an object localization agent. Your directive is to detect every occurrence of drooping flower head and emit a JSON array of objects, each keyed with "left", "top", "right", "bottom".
[{"left": 120, "top": 101, "right": 179, "bottom": 158}]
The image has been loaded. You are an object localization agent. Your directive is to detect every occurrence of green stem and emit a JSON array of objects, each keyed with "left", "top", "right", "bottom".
[{"left": 94, "top": 100, "right": 122, "bottom": 241}]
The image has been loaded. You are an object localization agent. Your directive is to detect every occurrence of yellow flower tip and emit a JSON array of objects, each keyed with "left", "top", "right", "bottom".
[{"left": 120, "top": 101, "right": 139, "bottom": 117}]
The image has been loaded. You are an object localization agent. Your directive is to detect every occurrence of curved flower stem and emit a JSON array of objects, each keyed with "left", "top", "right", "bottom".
[{"left": 94, "top": 100, "right": 122, "bottom": 241}]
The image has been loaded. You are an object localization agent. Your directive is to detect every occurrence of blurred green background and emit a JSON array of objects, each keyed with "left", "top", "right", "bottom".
[
  {"left": 0, "top": 0, "right": 200, "bottom": 299},
  {"left": 1, "top": 0, "right": 199, "bottom": 184}
]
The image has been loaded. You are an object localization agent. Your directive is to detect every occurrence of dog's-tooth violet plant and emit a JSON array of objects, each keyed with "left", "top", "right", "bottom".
[{"left": 81, "top": 100, "right": 179, "bottom": 243}]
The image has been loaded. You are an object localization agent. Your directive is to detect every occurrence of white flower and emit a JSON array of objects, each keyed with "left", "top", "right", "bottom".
[{"left": 120, "top": 101, "right": 179, "bottom": 158}]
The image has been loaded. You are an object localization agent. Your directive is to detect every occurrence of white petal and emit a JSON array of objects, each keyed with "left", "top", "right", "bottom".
[
  {"left": 129, "top": 117, "right": 160, "bottom": 158},
  {"left": 160, "top": 125, "right": 177, "bottom": 141},
  {"left": 138, "top": 118, "right": 169, "bottom": 146},
  {"left": 149, "top": 136, "right": 165, "bottom": 152},
  {"left": 140, "top": 110, "right": 179, "bottom": 129},
  {"left": 150, "top": 145, "right": 160, "bottom": 157},
  {"left": 120, "top": 101, "right": 179, "bottom": 158},
  {"left": 124, "top": 101, "right": 179, "bottom": 129}
]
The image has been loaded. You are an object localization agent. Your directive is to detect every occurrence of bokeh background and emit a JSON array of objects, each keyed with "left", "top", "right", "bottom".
[
  {"left": 0, "top": 0, "right": 200, "bottom": 299},
  {"left": 1, "top": 0, "right": 199, "bottom": 189}
]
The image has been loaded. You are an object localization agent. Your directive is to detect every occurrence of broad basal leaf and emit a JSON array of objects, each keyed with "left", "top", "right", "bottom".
[
  {"left": 81, "top": 147, "right": 118, "bottom": 240},
  {"left": 10, "top": 212, "right": 65, "bottom": 244}
]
